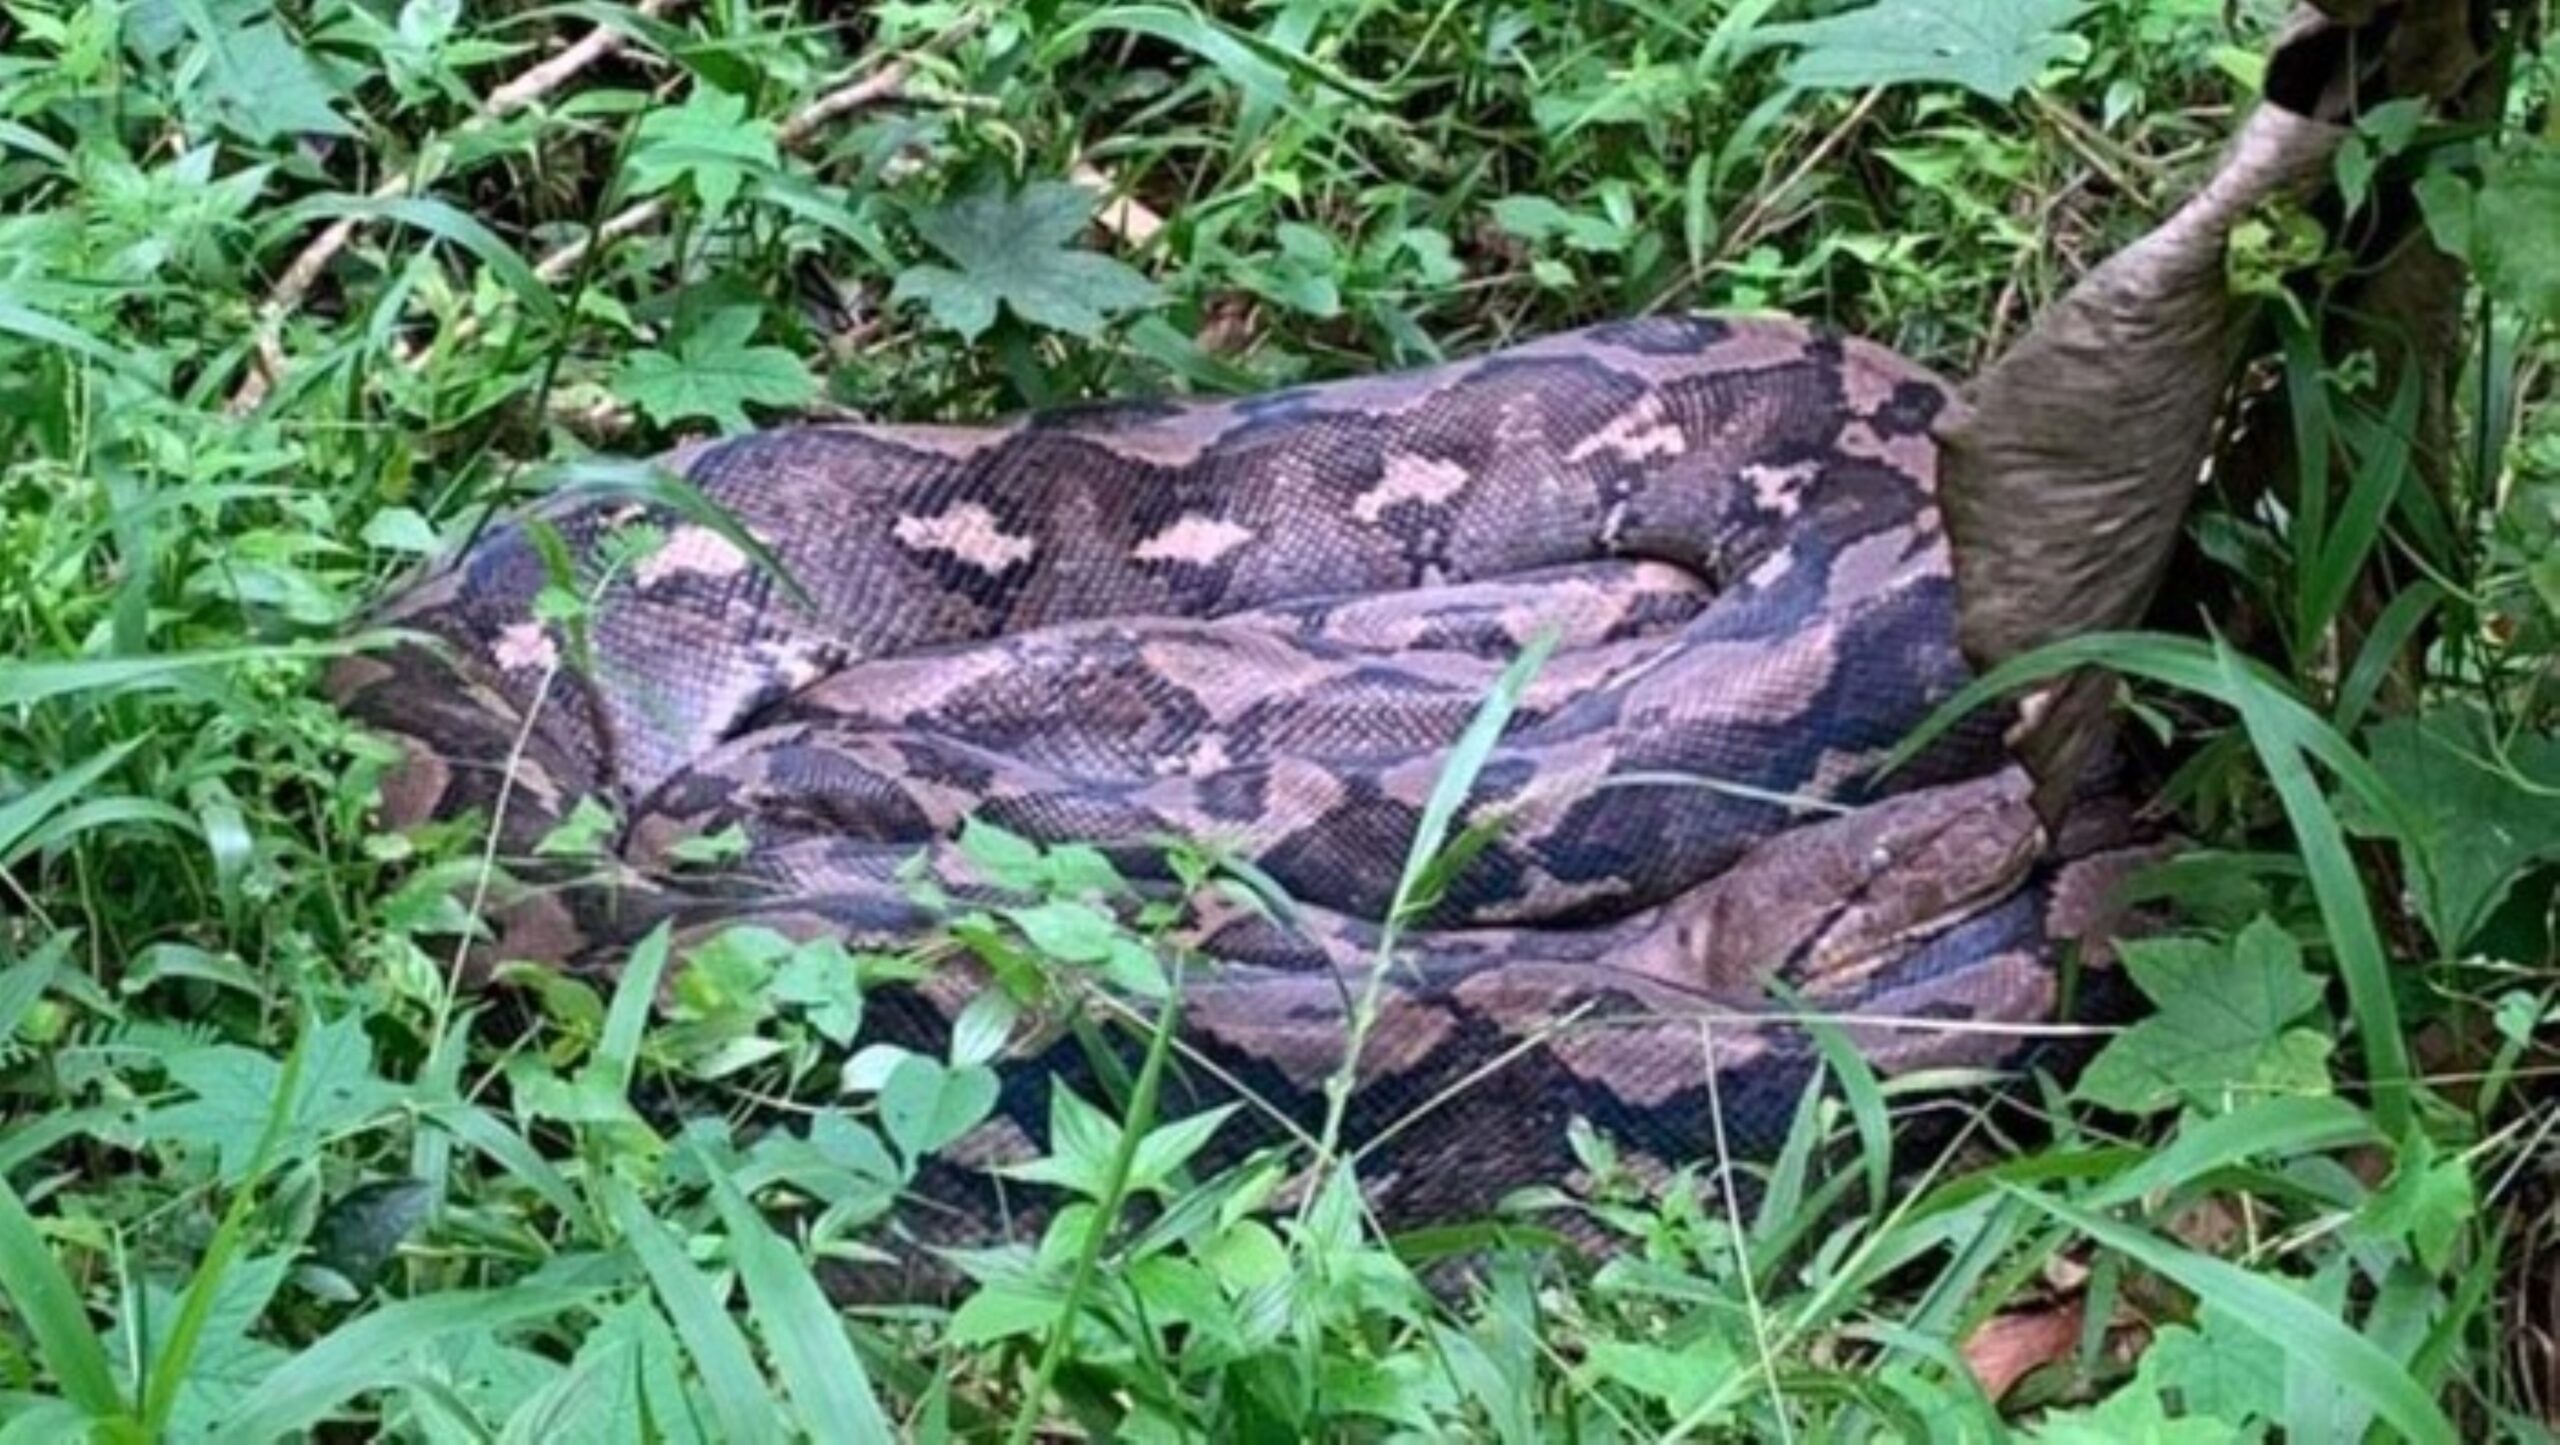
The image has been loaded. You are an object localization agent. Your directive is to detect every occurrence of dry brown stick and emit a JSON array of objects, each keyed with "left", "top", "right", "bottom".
[{"left": 231, "top": 0, "right": 683, "bottom": 413}]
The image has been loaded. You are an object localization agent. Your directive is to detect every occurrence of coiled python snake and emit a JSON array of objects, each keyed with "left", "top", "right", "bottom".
[{"left": 329, "top": 315, "right": 2162, "bottom": 1282}]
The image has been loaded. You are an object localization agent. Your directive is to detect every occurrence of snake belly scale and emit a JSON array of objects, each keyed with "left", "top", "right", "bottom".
[{"left": 330, "top": 314, "right": 2151, "bottom": 1273}]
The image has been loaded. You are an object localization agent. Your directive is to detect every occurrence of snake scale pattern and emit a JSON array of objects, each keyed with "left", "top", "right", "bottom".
[{"left": 330, "top": 314, "right": 2159, "bottom": 1281}]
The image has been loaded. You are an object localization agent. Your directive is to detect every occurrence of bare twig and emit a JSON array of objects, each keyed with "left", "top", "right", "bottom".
[{"left": 231, "top": 0, "right": 685, "bottom": 413}]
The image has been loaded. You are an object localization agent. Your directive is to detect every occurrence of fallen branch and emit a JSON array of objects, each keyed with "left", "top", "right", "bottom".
[{"left": 231, "top": 0, "right": 685, "bottom": 414}]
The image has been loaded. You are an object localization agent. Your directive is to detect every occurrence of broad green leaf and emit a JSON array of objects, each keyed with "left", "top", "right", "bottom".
[
  {"left": 1582, "top": 1336, "right": 1741, "bottom": 1419},
  {"left": 946, "top": 1284, "right": 1062, "bottom": 1347},
  {"left": 771, "top": 938, "right": 865, "bottom": 1045},
  {"left": 1753, "top": 0, "right": 2089, "bottom": 102},
  {"left": 114, "top": 1254, "right": 292, "bottom": 1439},
  {"left": 193, "top": 21, "right": 355, "bottom": 142},
  {"left": 2028, "top": 1381, "right": 2246, "bottom": 1444},
  {"left": 2351, "top": 1132, "right": 2474, "bottom": 1274},
  {"left": 627, "top": 85, "right": 778, "bottom": 217},
  {"left": 152, "top": 1013, "right": 400, "bottom": 1183},
  {"left": 891, "top": 181, "right": 1161, "bottom": 341},
  {"left": 2420, "top": 144, "right": 2560, "bottom": 323},
  {"left": 2131, "top": 1308, "right": 2288, "bottom": 1431},
  {"left": 1005, "top": 898, "right": 1123, "bottom": 963},
  {"left": 611, "top": 307, "right": 815, "bottom": 433},
  {"left": 2074, "top": 918, "right": 2331, "bottom": 1115},
  {"left": 2351, "top": 708, "right": 2560, "bottom": 952},
  {"left": 879, "top": 1054, "right": 999, "bottom": 1162}
]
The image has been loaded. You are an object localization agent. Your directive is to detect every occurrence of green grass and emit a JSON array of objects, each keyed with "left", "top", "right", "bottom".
[{"left": 2, "top": 0, "right": 2556, "bottom": 1438}]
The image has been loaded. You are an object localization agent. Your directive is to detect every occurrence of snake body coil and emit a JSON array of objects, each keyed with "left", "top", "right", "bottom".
[{"left": 332, "top": 315, "right": 2153, "bottom": 1278}]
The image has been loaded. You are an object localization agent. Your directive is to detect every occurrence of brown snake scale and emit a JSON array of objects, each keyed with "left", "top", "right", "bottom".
[{"left": 331, "top": 314, "right": 2158, "bottom": 1282}]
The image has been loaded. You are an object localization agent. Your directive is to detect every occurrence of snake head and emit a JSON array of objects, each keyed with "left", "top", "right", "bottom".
[{"left": 1668, "top": 767, "right": 2048, "bottom": 995}]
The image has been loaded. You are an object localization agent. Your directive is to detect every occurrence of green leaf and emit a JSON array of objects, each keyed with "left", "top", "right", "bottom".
[
  {"left": 2029, "top": 1381, "right": 2246, "bottom": 1444},
  {"left": 194, "top": 21, "right": 355, "bottom": 142},
  {"left": 2074, "top": 917, "right": 2331, "bottom": 1115},
  {"left": 879, "top": 1054, "right": 999, "bottom": 1163},
  {"left": 891, "top": 181, "right": 1161, "bottom": 341},
  {"left": 771, "top": 938, "right": 866, "bottom": 1046},
  {"left": 604, "top": 1183, "right": 786, "bottom": 1445},
  {"left": 0, "top": 294, "right": 161, "bottom": 379},
  {"left": 628, "top": 85, "right": 778, "bottom": 217},
  {"left": 700, "top": 1163, "right": 894, "bottom": 1443},
  {"left": 1004, "top": 898, "right": 1123, "bottom": 963},
  {"left": 272, "top": 194, "right": 560, "bottom": 326},
  {"left": 153, "top": 1014, "right": 399, "bottom": 1184},
  {"left": 0, "top": 1177, "right": 123, "bottom": 1419},
  {"left": 2005, "top": 1186, "right": 2455, "bottom": 1445},
  {"left": 218, "top": 1285, "right": 607, "bottom": 1443},
  {"left": 2352, "top": 1132, "right": 2473, "bottom": 1274},
  {"left": 0, "top": 741, "right": 140, "bottom": 860},
  {"left": 2471, "top": 145, "right": 2560, "bottom": 323},
  {"left": 946, "top": 1285, "right": 1062, "bottom": 1347},
  {"left": 115, "top": 1254, "right": 292, "bottom": 1439},
  {"left": 1044, "top": 1083, "right": 1124, "bottom": 1197},
  {"left": 611, "top": 306, "right": 815, "bottom": 433},
  {"left": 2131, "top": 1307, "right": 2288, "bottom": 1430},
  {"left": 2352, "top": 708, "right": 2560, "bottom": 952},
  {"left": 1754, "top": 0, "right": 2089, "bottom": 102},
  {"left": 1582, "top": 1336, "right": 1741, "bottom": 1419}
]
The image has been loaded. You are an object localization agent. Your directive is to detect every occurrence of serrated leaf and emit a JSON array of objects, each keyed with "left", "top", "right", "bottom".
[
  {"left": 2074, "top": 917, "right": 2331, "bottom": 1115},
  {"left": 612, "top": 307, "right": 815, "bottom": 433},
  {"left": 1582, "top": 1336, "right": 1740, "bottom": 1418},
  {"left": 2349, "top": 707, "right": 2560, "bottom": 952},
  {"left": 113, "top": 1254, "right": 292, "bottom": 1439},
  {"left": 628, "top": 85, "right": 777, "bottom": 218},
  {"left": 153, "top": 1014, "right": 399, "bottom": 1183},
  {"left": 195, "top": 22, "right": 355, "bottom": 142},
  {"left": 891, "top": 181, "right": 1160, "bottom": 341},
  {"left": 2352, "top": 1133, "right": 2473, "bottom": 1273},
  {"left": 1754, "top": 0, "right": 2089, "bottom": 103}
]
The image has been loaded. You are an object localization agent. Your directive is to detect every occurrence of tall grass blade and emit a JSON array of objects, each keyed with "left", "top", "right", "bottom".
[
  {"left": 700, "top": 1164, "right": 894, "bottom": 1444},
  {"left": 0, "top": 1177, "right": 124, "bottom": 1420},
  {"left": 605, "top": 1182, "right": 786, "bottom": 1445},
  {"left": 0, "top": 742, "right": 140, "bottom": 862},
  {"left": 217, "top": 1285, "right": 606, "bottom": 1443},
  {"left": 2215, "top": 638, "right": 2413, "bottom": 1136},
  {"left": 2002, "top": 1184, "right": 2454, "bottom": 1445}
]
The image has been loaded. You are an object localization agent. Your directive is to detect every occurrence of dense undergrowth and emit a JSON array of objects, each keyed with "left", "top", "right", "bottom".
[{"left": 1, "top": 0, "right": 2555, "bottom": 1438}]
